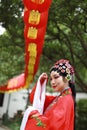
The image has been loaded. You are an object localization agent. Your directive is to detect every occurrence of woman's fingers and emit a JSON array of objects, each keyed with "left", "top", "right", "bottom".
[{"left": 39, "top": 73, "right": 48, "bottom": 85}]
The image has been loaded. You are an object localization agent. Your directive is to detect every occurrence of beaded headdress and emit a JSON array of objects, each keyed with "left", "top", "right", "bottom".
[{"left": 50, "top": 59, "right": 75, "bottom": 83}]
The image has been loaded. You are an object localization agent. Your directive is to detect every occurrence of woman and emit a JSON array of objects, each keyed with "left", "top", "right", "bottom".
[{"left": 20, "top": 59, "right": 76, "bottom": 130}]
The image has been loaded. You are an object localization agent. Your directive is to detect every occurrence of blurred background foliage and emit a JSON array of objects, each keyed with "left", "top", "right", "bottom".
[
  {"left": 76, "top": 99, "right": 87, "bottom": 130},
  {"left": 0, "top": 0, "right": 87, "bottom": 92}
]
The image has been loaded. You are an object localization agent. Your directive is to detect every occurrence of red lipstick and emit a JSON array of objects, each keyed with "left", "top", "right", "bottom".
[{"left": 52, "top": 86, "right": 57, "bottom": 89}]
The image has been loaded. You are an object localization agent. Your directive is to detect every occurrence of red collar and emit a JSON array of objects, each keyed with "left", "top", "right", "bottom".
[{"left": 61, "top": 88, "right": 72, "bottom": 96}]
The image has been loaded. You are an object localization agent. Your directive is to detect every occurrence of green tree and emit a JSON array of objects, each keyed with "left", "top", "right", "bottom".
[
  {"left": 41, "top": 0, "right": 87, "bottom": 92},
  {"left": 0, "top": 0, "right": 24, "bottom": 85}
]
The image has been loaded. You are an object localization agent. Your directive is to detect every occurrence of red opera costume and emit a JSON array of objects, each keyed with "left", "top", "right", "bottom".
[
  {"left": 24, "top": 86, "right": 74, "bottom": 130},
  {"left": 20, "top": 60, "right": 75, "bottom": 130}
]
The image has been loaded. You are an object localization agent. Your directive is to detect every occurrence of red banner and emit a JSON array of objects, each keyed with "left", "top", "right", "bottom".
[
  {"left": 0, "top": 73, "right": 25, "bottom": 93},
  {"left": 0, "top": 0, "right": 52, "bottom": 93}
]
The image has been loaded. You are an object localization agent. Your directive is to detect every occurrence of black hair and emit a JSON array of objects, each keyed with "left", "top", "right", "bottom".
[
  {"left": 69, "top": 82, "right": 76, "bottom": 130},
  {"left": 50, "top": 67, "right": 67, "bottom": 77},
  {"left": 69, "top": 82, "right": 76, "bottom": 100}
]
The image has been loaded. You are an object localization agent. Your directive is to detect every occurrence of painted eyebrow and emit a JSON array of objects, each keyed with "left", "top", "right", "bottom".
[{"left": 50, "top": 74, "right": 60, "bottom": 78}]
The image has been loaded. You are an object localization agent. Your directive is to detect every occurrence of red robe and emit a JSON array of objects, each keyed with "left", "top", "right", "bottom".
[{"left": 25, "top": 87, "right": 74, "bottom": 130}]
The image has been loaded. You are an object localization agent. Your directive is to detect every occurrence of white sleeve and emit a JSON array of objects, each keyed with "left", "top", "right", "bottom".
[
  {"left": 33, "top": 77, "right": 47, "bottom": 114},
  {"left": 20, "top": 77, "right": 46, "bottom": 130},
  {"left": 20, "top": 106, "right": 36, "bottom": 130}
]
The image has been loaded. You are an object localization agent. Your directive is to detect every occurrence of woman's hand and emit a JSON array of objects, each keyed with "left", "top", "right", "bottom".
[{"left": 39, "top": 73, "right": 48, "bottom": 85}]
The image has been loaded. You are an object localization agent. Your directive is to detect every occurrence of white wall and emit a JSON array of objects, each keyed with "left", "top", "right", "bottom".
[
  {"left": 0, "top": 89, "right": 29, "bottom": 118},
  {"left": 76, "top": 92, "right": 87, "bottom": 101},
  {"left": 0, "top": 94, "right": 9, "bottom": 118}
]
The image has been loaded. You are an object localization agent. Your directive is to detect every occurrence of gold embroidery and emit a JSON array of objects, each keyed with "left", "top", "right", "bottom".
[
  {"left": 25, "top": 43, "right": 37, "bottom": 87},
  {"left": 25, "top": 80, "right": 31, "bottom": 88},
  {"left": 27, "top": 27, "right": 38, "bottom": 39},
  {"left": 28, "top": 65, "right": 34, "bottom": 74},
  {"left": 31, "top": 0, "right": 45, "bottom": 4},
  {"left": 30, "top": 51, "right": 37, "bottom": 57},
  {"left": 29, "top": 57, "right": 36, "bottom": 64},
  {"left": 29, "top": 10, "right": 40, "bottom": 25},
  {"left": 28, "top": 43, "right": 37, "bottom": 57},
  {"left": 61, "top": 90, "right": 71, "bottom": 96},
  {"left": 27, "top": 75, "right": 33, "bottom": 82},
  {"left": 31, "top": 115, "right": 46, "bottom": 128},
  {"left": 28, "top": 43, "right": 37, "bottom": 51}
]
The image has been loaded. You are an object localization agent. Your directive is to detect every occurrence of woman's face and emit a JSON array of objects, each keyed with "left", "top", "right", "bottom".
[{"left": 50, "top": 71, "right": 68, "bottom": 92}]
